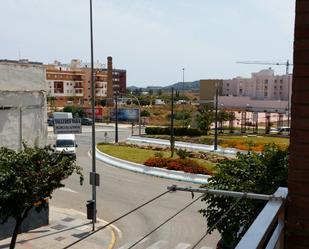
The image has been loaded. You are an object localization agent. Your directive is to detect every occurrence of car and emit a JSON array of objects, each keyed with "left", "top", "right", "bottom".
[
  {"left": 277, "top": 126, "right": 290, "bottom": 135},
  {"left": 47, "top": 118, "right": 54, "bottom": 126},
  {"left": 270, "top": 127, "right": 290, "bottom": 135},
  {"left": 81, "top": 117, "right": 93, "bottom": 125}
]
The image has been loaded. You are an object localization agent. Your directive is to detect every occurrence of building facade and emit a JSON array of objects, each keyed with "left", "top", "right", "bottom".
[
  {"left": 222, "top": 68, "right": 292, "bottom": 101},
  {"left": 46, "top": 57, "right": 126, "bottom": 107}
]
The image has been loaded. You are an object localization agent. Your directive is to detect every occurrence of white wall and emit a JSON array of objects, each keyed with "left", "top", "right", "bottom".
[{"left": 0, "top": 62, "right": 48, "bottom": 150}]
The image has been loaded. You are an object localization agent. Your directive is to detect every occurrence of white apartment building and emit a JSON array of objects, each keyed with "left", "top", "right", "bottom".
[{"left": 222, "top": 69, "right": 292, "bottom": 101}]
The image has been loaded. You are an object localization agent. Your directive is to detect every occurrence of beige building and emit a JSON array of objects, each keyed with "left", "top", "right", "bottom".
[
  {"left": 46, "top": 57, "right": 126, "bottom": 107},
  {"left": 222, "top": 68, "right": 292, "bottom": 101}
]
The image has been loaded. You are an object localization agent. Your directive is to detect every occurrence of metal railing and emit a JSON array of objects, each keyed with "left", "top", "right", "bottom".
[{"left": 236, "top": 187, "right": 288, "bottom": 249}]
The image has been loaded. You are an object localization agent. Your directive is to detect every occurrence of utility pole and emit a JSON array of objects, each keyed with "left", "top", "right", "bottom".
[
  {"left": 89, "top": 0, "right": 97, "bottom": 231},
  {"left": 182, "top": 68, "right": 185, "bottom": 127},
  {"left": 115, "top": 93, "right": 119, "bottom": 143},
  {"left": 170, "top": 88, "right": 175, "bottom": 157},
  {"left": 214, "top": 83, "right": 219, "bottom": 151}
]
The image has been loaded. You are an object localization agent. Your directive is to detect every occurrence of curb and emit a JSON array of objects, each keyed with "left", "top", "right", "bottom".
[
  {"left": 126, "top": 136, "right": 242, "bottom": 156},
  {"left": 95, "top": 147, "right": 210, "bottom": 184}
]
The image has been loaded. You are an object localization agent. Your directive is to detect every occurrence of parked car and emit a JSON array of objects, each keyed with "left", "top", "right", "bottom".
[
  {"left": 270, "top": 127, "right": 290, "bottom": 135},
  {"left": 81, "top": 117, "right": 93, "bottom": 125}
]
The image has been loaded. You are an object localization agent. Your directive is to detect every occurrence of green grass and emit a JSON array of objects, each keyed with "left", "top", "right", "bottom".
[{"left": 97, "top": 143, "right": 216, "bottom": 173}]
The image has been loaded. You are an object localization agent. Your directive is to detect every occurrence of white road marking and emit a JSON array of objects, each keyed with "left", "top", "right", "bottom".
[
  {"left": 147, "top": 240, "right": 168, "bottom": 249},
  {"left": 174, "top": 243, "right": 191, "bottom": 249},
  {"left": 199, "top": 246, "right": 213, "bottom": 249},
  {"left": 59, "top": 187, "right": 78, "bottom": 194},
  {"left": 117, "top": 238, "right": 149, "bottom": 249}
]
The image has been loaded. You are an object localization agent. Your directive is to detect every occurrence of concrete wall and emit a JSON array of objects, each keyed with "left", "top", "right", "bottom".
[
  {"left": 218, "top": 96, "right": 289, "bottom": 113},
  {"left": 0, "top": 204, "right": 49, "bottom": 240},
  {"left": 0, "top": 62, "right": 48, "bottom": 150},
  {"left": 0, "top": 91, "right": 47, "bottom": 150}
]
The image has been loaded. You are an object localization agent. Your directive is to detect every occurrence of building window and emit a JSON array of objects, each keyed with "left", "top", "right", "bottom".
[{"left": 54, "top": 81, "right": 64, "bottom": 93}]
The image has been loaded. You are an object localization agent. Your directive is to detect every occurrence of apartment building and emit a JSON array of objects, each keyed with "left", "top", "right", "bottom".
[
  {"left": 222, "top": 68, "right": 292, "bottom": 101},
  {"left": 46, "top": 57, "right": 126, "bottom": 107}
]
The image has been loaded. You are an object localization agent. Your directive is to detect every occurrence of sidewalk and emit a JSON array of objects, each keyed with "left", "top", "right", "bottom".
[{"left": 0, "top": 206, "right": 115, "bottom": 249}]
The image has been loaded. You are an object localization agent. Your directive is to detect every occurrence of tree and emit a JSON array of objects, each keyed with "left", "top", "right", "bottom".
[
  {"left": 196, "top": 104, "right": 214, "bottom": 134},
  {"left": 217, "top": 111, "right": 230, "bottom": 133},
  {"left": 0, "top": 145, "right": 83, "bottom": 249},
  {"left": 63, "top": 105, "right": 84, "bottom": 118},
  {"left": 158, "top": 89, "right": 162, "bottom": 96},
  {"left": 199, "top": 144, "right": 288, "bottom": 248}
]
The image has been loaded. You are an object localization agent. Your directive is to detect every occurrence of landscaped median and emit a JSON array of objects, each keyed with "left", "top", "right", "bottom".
[{"left": 95, "top": 143, "right": 224, "bottom": 184}]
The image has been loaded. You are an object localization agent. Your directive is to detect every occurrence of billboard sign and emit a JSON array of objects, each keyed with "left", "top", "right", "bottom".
[
  {"left": 53, "top": 118, "right": 82, "bottom": 134},
  {"left": 83, "top": 107, "right": 104, "bottom": 119},
  {"left": 110, "top": 108, "right": 139, "bottom": 122}
]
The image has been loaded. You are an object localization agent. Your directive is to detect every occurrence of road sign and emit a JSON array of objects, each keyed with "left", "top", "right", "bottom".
[{"left": 53, "top": 118, "right": 82, "bottom": 134}]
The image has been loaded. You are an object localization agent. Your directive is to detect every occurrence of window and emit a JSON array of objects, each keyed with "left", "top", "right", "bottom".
[{"left": 54, "top": 81, "right": 64, "bottom": 93}]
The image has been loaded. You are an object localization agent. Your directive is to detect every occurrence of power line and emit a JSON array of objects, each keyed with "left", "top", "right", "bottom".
[
  {"left": 62, "top": 189, "right": 171, "bottom": 249},
  {"left": 128, "top": 194, "right": 205, "bottom": 249},
  {"left": 190, "top": 197, "right": 243, "bottom": 249}
]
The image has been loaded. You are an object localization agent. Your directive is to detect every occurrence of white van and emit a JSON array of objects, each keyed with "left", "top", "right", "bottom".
[{"left": 54, "top": 134, "right": 77, "bottom": 158}]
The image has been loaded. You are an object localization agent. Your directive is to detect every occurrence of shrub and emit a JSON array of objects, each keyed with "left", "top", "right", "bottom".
[
  {"left": 154, "top": 151, "right": 164, "bottom": 158},
  {"left": 144, "top": 157, "right": 211, "bottom": 175},
  {"left": 141, "top": 110, "right": 151, "bottom": 117},
  {"left": 176, "top": 149, "right": 190, "bottom": 159}
]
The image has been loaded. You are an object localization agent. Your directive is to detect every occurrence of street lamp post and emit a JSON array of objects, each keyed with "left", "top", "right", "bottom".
[{"left": 89, "top": 0, "right": 97, "bottom": 231}]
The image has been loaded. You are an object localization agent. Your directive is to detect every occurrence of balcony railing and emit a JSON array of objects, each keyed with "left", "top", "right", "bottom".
[
  {"left": 168, "top": 185, "right": 288, "bottom": 249},
  {"left": 236, "top": 187, "right": 288, "bottom": 249}
]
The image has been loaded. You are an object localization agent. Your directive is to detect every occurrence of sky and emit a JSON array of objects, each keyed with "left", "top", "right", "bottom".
[{"left": 1, "top": 0, "right": 295, "bottom": 87}]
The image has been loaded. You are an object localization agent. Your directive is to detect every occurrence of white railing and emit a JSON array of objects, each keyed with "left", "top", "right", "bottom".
[{"left": 236, "top": 187, "right": 288, "bottom": 249}]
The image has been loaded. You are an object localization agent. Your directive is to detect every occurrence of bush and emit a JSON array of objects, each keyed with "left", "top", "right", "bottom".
[
  {"left": 154, "top": 151, "right": 164, "bottom": 158},
  {"left": 141, "top": 110, "right": 151, "bottom": 117},
  {"left": 144, "top": 157, "right": 210, "bottom": 175},
  {"left": 176, "top": 149, "right": 190, "bottom": 159}
]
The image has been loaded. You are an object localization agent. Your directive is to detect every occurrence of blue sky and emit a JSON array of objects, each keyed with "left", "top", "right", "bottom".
[{"left": 1, "top": 0, "right": 295, "bottom": 86}]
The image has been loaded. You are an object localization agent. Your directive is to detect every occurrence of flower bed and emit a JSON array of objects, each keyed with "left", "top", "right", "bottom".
[{"left": 144, "top": 157, "right": 211, "bottom": 175}]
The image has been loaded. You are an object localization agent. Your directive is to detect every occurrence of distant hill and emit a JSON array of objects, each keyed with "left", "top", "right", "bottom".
[
  {"left": 163, "top": 80, "right": 200, "bottom": 91},
  {"left": 128, "top": 80, "right": 200, "bottom": 92}
]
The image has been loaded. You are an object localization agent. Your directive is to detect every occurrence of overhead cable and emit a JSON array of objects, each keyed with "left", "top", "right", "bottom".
[
  {"left": 128, "top": 194, "right": 205, "bottom": 249},
  {"left": 191, "top": 197, "right": 243, "bottom": 249},
  {"left": 62, "top": 189, "right": 171, "bottom": 249}
]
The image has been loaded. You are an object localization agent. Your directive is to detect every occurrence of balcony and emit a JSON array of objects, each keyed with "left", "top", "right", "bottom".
[{"left": 236, "top": 187, "right": 288, "bottom": 249}]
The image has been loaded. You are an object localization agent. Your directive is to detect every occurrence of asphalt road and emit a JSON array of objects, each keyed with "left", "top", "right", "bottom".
[{"left": 48, "top": 125, "right": 220, "bottom": 249}]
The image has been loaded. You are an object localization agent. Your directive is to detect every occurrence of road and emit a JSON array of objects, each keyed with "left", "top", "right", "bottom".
[{"left": 48, "top": 125, "right": 220, "bottom": 249}]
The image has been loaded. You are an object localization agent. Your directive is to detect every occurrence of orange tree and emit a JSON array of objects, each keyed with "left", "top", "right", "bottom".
[{"left": 0, "top": 145, "right": 83, "bottom": 249}]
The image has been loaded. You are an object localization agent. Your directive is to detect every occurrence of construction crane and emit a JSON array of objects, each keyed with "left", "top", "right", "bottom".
[
  {"left": 236, "top": 60, "right": 293, "bottom": 74},
  {"left": 236, "top": 59, "right": 293, "bottom": 130}
]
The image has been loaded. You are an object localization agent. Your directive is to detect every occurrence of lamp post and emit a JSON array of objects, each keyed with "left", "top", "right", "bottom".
[
  {"left": 182, "top": 68, "right": 185, "bottom": 127},
  {"left": 89, "top": 0, "right": 97, "bottom": 231}
]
